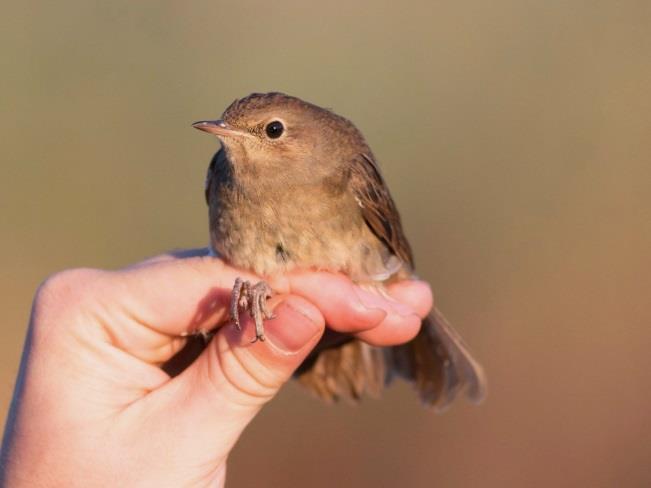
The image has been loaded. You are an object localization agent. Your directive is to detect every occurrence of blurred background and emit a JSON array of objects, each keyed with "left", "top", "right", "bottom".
[{"left": 2, "top": 1, "right": 650, "bottom": 486}]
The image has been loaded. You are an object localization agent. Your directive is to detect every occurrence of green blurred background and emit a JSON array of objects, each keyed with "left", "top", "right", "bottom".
[{"left": 2, "top": 1, "right": 650, "bottom": 486}]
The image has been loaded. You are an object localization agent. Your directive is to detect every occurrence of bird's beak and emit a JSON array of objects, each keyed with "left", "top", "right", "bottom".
[{"left": 192, "top": 119, "right": 247, "bottom": 138}]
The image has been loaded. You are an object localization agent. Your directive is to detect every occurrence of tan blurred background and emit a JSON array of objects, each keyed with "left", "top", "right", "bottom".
[{"left": 2, "top": 1, "right": 650, "bottom": 486}]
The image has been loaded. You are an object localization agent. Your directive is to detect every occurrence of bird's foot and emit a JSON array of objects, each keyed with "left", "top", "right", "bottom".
[{"left": 230, "top": 278, "right": 275, "bottom": 342}]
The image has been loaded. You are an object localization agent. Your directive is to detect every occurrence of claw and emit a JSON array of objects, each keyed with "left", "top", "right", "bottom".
[{"left": 230, "top": 278, "right": 274, "bottom": 343}]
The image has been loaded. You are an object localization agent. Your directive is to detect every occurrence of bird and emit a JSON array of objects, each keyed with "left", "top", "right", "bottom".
[{"left": 192, "top": 92, "right": 486, "bottom": 410}]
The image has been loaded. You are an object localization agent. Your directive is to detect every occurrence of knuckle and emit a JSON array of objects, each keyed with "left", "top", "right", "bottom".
[
  {"left": 33, "top": 268, "right": 105, "bottom": 322},
  {"left": 208, "top": 336, "right": 279, "bottom": 407},
  {"left": 187, "top": 254, "right": 225, "bottom": 273}
]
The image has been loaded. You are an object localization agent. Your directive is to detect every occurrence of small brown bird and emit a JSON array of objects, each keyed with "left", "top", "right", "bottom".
[{"left": 193, "top": 92, "right": 486, "bottom": 410}]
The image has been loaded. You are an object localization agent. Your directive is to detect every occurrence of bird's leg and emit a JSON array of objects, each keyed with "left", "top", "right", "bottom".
[
  {"left": 230, "top": 278, "right": 250, "bottom": 331},
  {"left": 250, "top": 281, "right": 275, "bottom": 342},
  {"left": 230, "top": 278, "right": 275, "bottom": 342}
]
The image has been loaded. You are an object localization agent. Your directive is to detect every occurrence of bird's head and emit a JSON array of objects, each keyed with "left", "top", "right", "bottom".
[{"left": 193, "top": 92, "right": 368, "bottom": 179}]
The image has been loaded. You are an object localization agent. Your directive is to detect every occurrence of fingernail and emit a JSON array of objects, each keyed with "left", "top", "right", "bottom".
[
  {"left": 388, "top": 299, "right": 417, "bottom": 317},
  {"left": 353, "top": 286, "right": 388, "bottom": 311},
  {"left": 353, "top": 286, "right": 413, "bottom": 317},
  {"left": 264, "top": 301, "right": 323, "bottom": 353}
]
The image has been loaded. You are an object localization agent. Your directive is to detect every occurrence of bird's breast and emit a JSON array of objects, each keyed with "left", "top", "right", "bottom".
[{"left": 209, "top": 183, "right": 396, "bottom": 281}]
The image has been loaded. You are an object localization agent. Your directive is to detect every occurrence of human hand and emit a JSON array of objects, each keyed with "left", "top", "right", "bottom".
[{"left": 0, "top": 249, "right": 432, "bottom": 487}]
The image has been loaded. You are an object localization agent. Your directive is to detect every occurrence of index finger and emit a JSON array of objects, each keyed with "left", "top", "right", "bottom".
[{"left": 103, "top": 255, "right": 257, "bottom": 337}]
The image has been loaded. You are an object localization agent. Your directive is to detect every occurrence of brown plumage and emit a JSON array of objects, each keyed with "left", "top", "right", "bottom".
[{"left": 194, "top": 92, "right": 486, "bottom": 410}]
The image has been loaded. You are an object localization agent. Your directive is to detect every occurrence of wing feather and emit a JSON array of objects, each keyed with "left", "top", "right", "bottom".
[{"left": 349, "top": 153, "right": 413, "bottom": 268}]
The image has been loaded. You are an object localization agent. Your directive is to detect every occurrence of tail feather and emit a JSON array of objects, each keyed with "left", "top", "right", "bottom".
[
  {"left": 296, "top": 339, "right": 385, "bottom": 403},
  {"left": 296, "top": 308, "right": 486, "bottom": 410},
  {"left": 390, "top": 308, "right": 487, "bottom": 411}
]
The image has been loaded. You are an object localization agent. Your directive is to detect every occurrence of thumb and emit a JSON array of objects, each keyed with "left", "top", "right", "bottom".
[{"left": 155, "top": 295, "right": 324, "bottom": 456}]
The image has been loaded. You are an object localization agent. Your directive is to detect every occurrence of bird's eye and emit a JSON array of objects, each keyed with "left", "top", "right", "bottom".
[{"left": 265, "top": 120, "right": 284, "bottom": 139}]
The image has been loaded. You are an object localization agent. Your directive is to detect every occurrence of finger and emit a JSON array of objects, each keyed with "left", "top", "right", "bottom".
[
  {"left": 386, "top": 280, "right": 433, "bottom": 319},
  {"left": 274, "top": 271, "right": 430, "bottom": 342},
  {"left": 354, "top": 310, "right": 422, "bottom": 346},
  {"left": 353, "top": 280, "right": 433, "bottom": 346},
  {"left": 100, "top": 255, "right": 258, "bottom": 338},
  {"left": 271, "top": 271, "right": 389, "bottom": 332},
  {"left": 147, "top": 295, "right": 324, "bottom": 457},
  {"left": 126, "top": 247, "right": 212, "bottom": 269},
  {"left": 85, "top": 256, "right": 259, "bottom": 366}
]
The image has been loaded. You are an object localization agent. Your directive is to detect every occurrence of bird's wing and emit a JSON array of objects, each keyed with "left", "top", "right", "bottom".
[
  {"left": 349, "top": 153, "right": 414, "bottom": 268},
  {"left": 348, "top": 154, "right": 486, "bottom": 409},
  {"left": 204, "top": 148, "right": 224, "bottom": 205}
]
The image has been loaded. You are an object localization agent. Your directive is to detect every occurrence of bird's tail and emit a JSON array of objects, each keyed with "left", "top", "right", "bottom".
[
  {"left": 388, "top": 308, "right": 487, "bottom": 411},
  {"left": 295, "top": 335, "right": 386, "bottom": 402},
  {"left": 295, "top": 308, "right": 486, "bottom": 410}
]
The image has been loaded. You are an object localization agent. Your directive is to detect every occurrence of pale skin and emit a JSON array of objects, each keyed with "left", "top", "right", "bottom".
[{"left": 0, "top": 249, "right": 432, "bottom": 487}]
